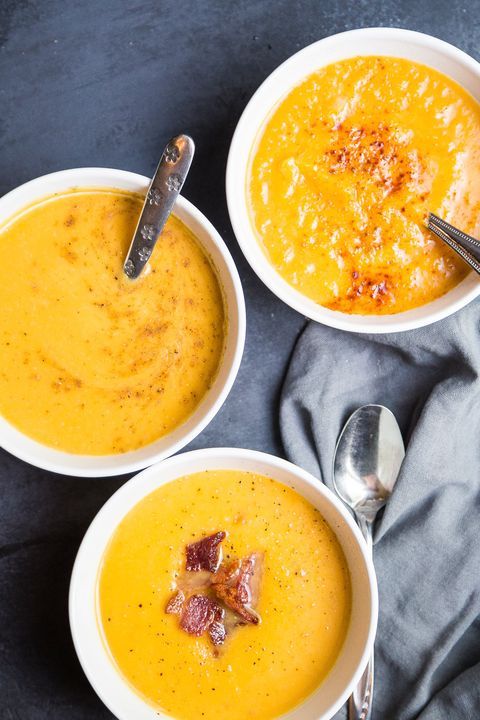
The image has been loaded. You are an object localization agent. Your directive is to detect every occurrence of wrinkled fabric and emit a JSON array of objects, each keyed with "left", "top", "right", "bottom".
[{"left": 280, "top": 301, "right": 480, "bottom": 720}]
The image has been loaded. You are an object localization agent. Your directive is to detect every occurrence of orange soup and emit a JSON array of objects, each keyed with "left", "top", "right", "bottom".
[
  {"left": 249, "top": 57, "right": 480, "bottom": 314},
  {"left": 0, "top": 190, "right": 225, "bottom": 454},
  {"left": 99, "top": 470, "right": 352, "bottom": 720}
]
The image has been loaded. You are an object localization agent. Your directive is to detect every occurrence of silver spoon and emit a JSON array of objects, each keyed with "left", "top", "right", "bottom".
[
  {"left": 123, "top": 134, "right": 195, "bottom": 280},
  {"left": 427, "top": 213, "right": 480, "bottom": 276},
  {"left": 333, "top": 404, "right": 405, "bottom": 720}
]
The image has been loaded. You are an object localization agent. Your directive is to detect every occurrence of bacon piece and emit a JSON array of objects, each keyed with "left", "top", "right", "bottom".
[
  {"left": 179, "top": 595, "right": 216, "bottom": 636},
  {"left": 208, "top": 604, "right": 226, "bottom": 646},
  {"left": 186, "top": 531, "right": 226, "bottom": 573},
  {"left": 212, "top": 552, "right": 263, "bottom": 624},
  {"left": 166, "top": 588, "right": 227, "bottom": 646},
  {"left": 179, "top": 594, "right": 226, "bottom": 645},
  {"left": 165, "top": 590, "right": 185, "bottom": 615}
]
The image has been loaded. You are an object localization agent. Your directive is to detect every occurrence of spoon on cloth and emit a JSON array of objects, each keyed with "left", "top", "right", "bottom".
[
  {"left": 123, "top": 133, "right": 195, "bottom": 280},
  {"left": 333, "top": 404, "right": 405, "bottom": 720}
]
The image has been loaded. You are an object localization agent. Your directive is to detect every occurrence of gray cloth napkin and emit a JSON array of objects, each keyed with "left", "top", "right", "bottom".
[{"left": 280, "top": 301, "right": 480, "bottom": 720}]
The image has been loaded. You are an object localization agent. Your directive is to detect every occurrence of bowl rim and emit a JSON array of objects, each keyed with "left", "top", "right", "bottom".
[
  {"left": 69, "top": 446, "right": 379, "bottom": 720},
  {"left": 0, "top": 168, "right": 246, "bottom": 476},
  {"left": 226, "top": 27, "right": 480, "bottom": 333}
]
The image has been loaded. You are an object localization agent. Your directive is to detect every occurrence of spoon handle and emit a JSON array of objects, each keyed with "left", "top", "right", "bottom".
[
  {"left": 349, "top": 656, "right": 374, "bottom": 720},
  {"left": 427, "top": 214, "right": 480, "bottom": 275},
  {"left": 357, "top": 514, "right": 373, "bottom": 553},
  {"left": 349, "top": 517, "right": 374, "bottom": 720},
  {"left": 123, "top": 134, "right": 195, "bottom": 280}
]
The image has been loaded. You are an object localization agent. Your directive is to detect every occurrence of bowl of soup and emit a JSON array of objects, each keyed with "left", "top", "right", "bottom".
[
  {"left": 0, "top": 168, "right": 245, "bottom": 476},
  {"left": 69, "top": 447, "right": 377, "bottom": 720},
  {"left": 226, "top": 28, "right": 480, "bottom": 332}
]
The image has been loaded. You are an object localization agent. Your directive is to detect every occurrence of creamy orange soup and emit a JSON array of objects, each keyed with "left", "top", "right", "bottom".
[
  {"left": 0, "top": 190, "right": 225, "bottom": 454},
  {"left": 249, "top": 56, "right": 480, "bottom": 314},
  {"left": 99, "top": 470, "right": 352, "bottom": 720}
]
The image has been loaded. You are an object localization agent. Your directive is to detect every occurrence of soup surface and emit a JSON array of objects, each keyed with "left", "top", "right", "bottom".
[
  {"left": 0, "top": 190, "right": 225, "bottom": 454},
  {"left": 99, "top": 470, "right": 352, "bottom": 720},
  {"left": 248, "top": 56, "right": 480, "bottom": 314}
]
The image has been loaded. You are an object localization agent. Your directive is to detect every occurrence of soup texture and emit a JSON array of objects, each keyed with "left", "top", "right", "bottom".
[
  {"left": 249, "top": 56, "right": 480, "bottom": 314},
  {"left": 0, "top": 190, "right": 225, "bottom": 454},
  {"left": 99, "top": 470, "right": 352, "bottom": 720}
]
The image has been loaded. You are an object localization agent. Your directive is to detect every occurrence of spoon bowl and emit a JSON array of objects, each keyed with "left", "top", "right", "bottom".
[{"left": 334, "top": 404, "right": 405, "bottom": 523}]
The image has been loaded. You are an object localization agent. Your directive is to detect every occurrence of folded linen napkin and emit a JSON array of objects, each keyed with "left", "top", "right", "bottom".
[{"left": 280, "top": 301, "right": 480, "bottom": 720}]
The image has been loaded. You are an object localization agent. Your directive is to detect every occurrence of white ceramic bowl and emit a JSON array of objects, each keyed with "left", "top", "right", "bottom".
[
  {"left": 0, "top": 169, "right": 245, "bottom": 476},
  {"left": 69, "top": 447, "right": 378, "bottom": 720},
  {"left": 226, "top": 27, "right": 480, "bottom": 333}
]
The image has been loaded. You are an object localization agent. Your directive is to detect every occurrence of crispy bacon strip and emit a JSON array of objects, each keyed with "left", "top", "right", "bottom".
[
  {"left": 186, "top": 531, "right": 226, "bottom": 573},
  {"left": 212, "top": 552, "right": 263, "bottom": 624},
  {"left": 208, "top": 604, "right": 226, "bottom": 646},
  {"left": 178, "top": 594, "right": 226, "bottom": 644},
  {"left": 179, "top": 595, "right": 216, "bottom": 636},
  {"left": 165, "top": 590, "right": 185, "bottom": 615}
]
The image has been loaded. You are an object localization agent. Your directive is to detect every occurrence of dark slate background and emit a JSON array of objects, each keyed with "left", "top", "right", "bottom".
[{"left": 0, "top": 1, "right": 478, "bottom": 717}]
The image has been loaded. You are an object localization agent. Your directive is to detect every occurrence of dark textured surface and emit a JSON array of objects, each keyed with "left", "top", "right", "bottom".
[{"left": 0, "top": 1, "right": 478, "bottom": 718}]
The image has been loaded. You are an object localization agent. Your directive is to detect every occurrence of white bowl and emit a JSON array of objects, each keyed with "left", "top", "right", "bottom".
[
  {"left": 0, "top": 169, "right": 245, "bottom": 476},
  {"left": 226, "top": 27, "right": 480, "bottom": 333},
  {"left": 69, "top": 447, "right": 378, "bottom": 720}
]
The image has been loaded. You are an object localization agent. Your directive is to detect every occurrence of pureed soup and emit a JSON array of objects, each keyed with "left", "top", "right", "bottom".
[
  {"left": 249, "top": 56, "right": 480, "bottom": 314},
  {"left": 0, "top": 190, "right": 225, "bottom": 454},
  {"left": 99, "top": 470, "right": 352, "bottom": 720}
]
